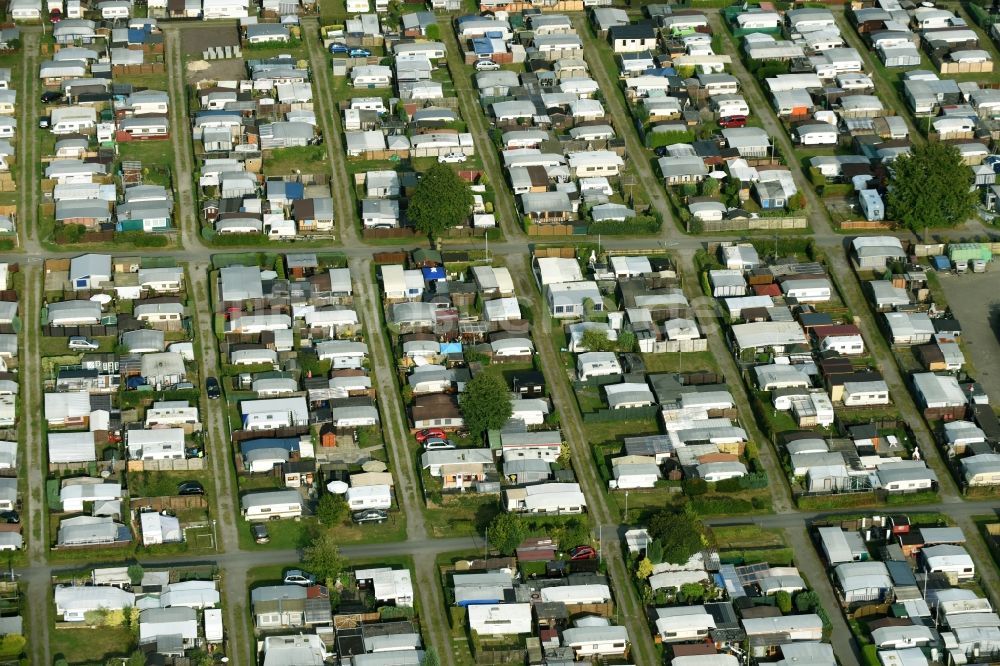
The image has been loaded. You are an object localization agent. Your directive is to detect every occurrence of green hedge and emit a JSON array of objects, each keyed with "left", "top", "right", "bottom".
[
  {"left": 115, "top": 232, "right": 169, "bottom": 247},
  {"left": 582, "top": 405, "right": 659, "bottom": 423},
  {"left": 588, "top": 215, "right": 662, "bottom": 236}
]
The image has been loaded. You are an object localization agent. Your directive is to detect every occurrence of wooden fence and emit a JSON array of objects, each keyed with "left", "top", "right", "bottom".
[
  {"left": 527, "top": 224, "right": 576, "bottom": 236},
  {"left": 534, "top": 247, "right": 576, "bottom": 259},
  {"left": 363, "top": 227, "right": 418, "bottom": 240},
  {"left": 701, "top": 217, "right": 808, "bottom": 232},
  {"left": 112, "top": 63, "right": 166, "bottom": 76},
  {"left": 129, "top": 495, "right": 209, "bottom": 512},
  {"left": 127, "top": 458, "right": 206, "bottom": 472},
  {"left": 840, "top": 220, "right": 893, "bottom": 230},
  {"left": 42, "top": 324, "right": 118, "bottom": 338}
]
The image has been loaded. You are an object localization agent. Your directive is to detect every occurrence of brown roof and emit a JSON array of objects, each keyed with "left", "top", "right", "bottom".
[
  {"left": 412, "top": 394, "right": 461, "bottom": 421},
  {"left": 812, "top": 324, "right": 862, "bottom": 340}
]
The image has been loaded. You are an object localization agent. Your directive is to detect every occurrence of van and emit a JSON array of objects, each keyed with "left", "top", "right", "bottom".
[{"left": 719, "top": 115, "right": 747, "bottom": 128}]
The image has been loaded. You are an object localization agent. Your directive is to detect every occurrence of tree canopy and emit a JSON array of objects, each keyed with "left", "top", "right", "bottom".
[
  {"left": 887, "top": 142, "right": 977, "bottom": 233},
  {"left": 316, "top": 493, "right": 349, "bottom": 526},
  {"left": 461, "top": 370, "right": 513, "bottom": 437},
  {"left": 647, "top": 508, "right": 705, "bottom": 565},
  {"left": 302, "top": 532, "right": 346, "bottom": 584},
  {"left": 407, "top": 163, "right": 473, "bottom": 238},
  {"left": 487, "top": 512, "right": 526, "bottom": 555}
]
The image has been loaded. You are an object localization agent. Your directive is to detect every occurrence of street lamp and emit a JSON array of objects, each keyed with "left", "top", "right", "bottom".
[{"left": 624, "top": 490, "right": 630, "bottom": 523}]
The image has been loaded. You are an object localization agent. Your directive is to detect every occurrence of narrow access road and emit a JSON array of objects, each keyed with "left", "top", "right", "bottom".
[
  {"left": 164, "top": 27, "right": 201, "bottom": 250},
  {"left": 439, "top": 22, "right": 523, "bottom": 240},
  {"left": 188, "top": 263, "right": 252, "bottom": 666},
  {"left": 18, "top": 32, "right": 40, "bottom": 252},
  {"left": 507, "top": 254, "right": 659, "bottom": 666},
  {"left": 21, "top": 262, "right": 50, "bottom": 666},
  {"left": 574, "top": 16, "right": 681, "bottom": 242},
  {"left": 350, "top": 257, "right": 456, "bottom": 666},
  {"left": 303, "top": 19, "right": 359, "bottom": 246},
  {"left": 784, "top": 527, "right": 861, "bottom": 666}
]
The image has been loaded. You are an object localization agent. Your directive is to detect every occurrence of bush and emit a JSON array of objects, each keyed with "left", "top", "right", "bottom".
[
  {"left": 115, "top": 231, "right": 169, "bottom": 247},
  {"left": 714, "top": 478, "right": 743, "bottom": 493},
  {"left": 587, "top": 215, "right": 661, "bottom": 235},
  {"left": 684, "top": 478, "right": 708, "bottom": 496}
]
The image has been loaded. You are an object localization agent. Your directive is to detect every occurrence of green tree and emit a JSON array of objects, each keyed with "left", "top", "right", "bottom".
[
  {"left": 700, "top": 177, "right": 720, "bottom": 197},
  {"left": 302, "top": 532, "right": 346, "bottom": 584},
  {"left": 487, "top": 512, "right": 526, "bottom": 555},
  {"left": 646, "top": 539, "right": 664, "bottom": 564},
  {"left": 0, "top": 634, "right": 23, "bottom": 658},
  {"left": 316, "top": 493, "right": 349, "bottom": 526},
  {"left": 581, "top": 327, "right": 614, "bottom": 352},
  {"left": 636, "top": 557, "right": 654, "bottom": 580},
  {"left": 127, "top": 651, "right": 146, "bottom": 666},
  {"left": 407, "top": 163, "right": 473, "bottom": 238},
  {"left": 679, "top": 582, "right": 705, "bottom": 604},
  {"left": 423, "top": 648, "right": 441, "bottom": 666},
  {"left": 775, "top": 590, "right": 793, "bottom": 613},
  {"left": 617, "top": 330, "right": 637, "bottom": 353},
  {"left": 127, "top": 563, "right": 144, "bottom": 586},
  {"left": 887, "top": 142, "right": 976, "bottom": 234},
  {"left": 461, "top": 370, "right": 513, "bottom": 437},
  {"left": 647, "top": 508, "right": 705, "bottom": 565},
  {"left": 795, "top": 590, "right": 820, "bottom": 612}
]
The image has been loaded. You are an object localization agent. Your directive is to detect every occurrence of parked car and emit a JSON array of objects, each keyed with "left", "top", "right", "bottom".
[
  {"left": 475, "top": 60, "right": 500, "bottom": 71},
  {"left": 68, "top": 336, "right": 99, "bottom": 351},
  {"left": 252, "top": 524, "right": 270, "bottom": 544},
  {"left": 40, "top": 91, "right": 64, "bottom": 104},
  {"left": 438, "top": 152, "right": 467, "bottom": 164},
  {"left": 283, "top": 570, "right": 317, "bottom": 586},
  {"left": 206, "top": 376, "right": 221, "bottom": 400},
  {"left": 38, "top": 117, "right": 49, "bottom": 129},
  {"left": 348, "top": 48, "right": 371, "bottom": 57},
  {"left": 423, "top": 438, "right": 456, "bottom": 451},
  {"left": 352, "top": 509, "right": 389, "bottom": 524},
  {"left": 569, "top": 545, "right": 597, "bottom": 561},
  {"left": 329, "top": 43, "right": 349, "bottom": 54},
  {"left": 653, "top": 146, "right": 669, "bottom": 157},
  {"left": 973, "top": 259, "right": 987, "bottom": 273},
  {"left": 0, "top": 511, "right": 19, "bottom": 525},
  {"left": 177, "top": 481, "right": 205, "bottom": 496},
  {"left": 415, "top": 428, "right": 446, "bottom": 442},
  {"left": 719, "top": 115, "right": 747, "bottom": 129}
]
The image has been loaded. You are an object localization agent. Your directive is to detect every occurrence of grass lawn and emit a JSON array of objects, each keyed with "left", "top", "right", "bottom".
[
  {"left": 118, "top": 140, "right": 175, "bottom": 171},
  {"left": 39, "top": 335, "right": 116, "bottom": 358},
  {"left": 51, "top": 625, "right": 135, "bottom": 665},
  {"left": 424, "top": 495, "right": 501, "bottom": 539},
  {"left": 709, "top": 523, "right": 787, "bottom": 550},
  {"left": 264, "top": 145, "right": 331, "bottom": 175},
  {"left": 642, "top": 350, "right": 718, "bottom": 374},
  {"left": 237, "top": 515, "right": 407, "bottom": 551},
  {"left": 585, "top": 419, "right": 661, "bottom": 446}
]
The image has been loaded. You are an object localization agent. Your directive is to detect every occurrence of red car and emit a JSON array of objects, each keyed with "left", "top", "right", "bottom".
[
  {"left": 415, "top": 428, "right": 446, "bottom": 442},
  {"left": 569, "top": 545, "right": 597, "bottom": 561},
  {"left": 719, "top": 115, "right": 747, "bottom": 128}
]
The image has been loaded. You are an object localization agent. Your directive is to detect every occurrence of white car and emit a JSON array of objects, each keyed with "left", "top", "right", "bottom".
[
  {"left": 68, "top": 336, "right": 100, "bottom": 351},
  {"left": 438, "top": 152, "right": 467, "bottom": 164},
  {"left": 475, "top": 60, "right": 500, "bottom": 71}
]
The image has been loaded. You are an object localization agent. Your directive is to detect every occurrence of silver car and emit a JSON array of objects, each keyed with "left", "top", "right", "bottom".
[{"left": 68, "top": 336, "right": 99, "bottom": 350}]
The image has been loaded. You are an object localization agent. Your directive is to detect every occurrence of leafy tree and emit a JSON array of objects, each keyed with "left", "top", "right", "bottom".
[
  {"left": 617, "top": 330, "right": 637, "bottom": 353},
  {"left": 461, "top": 370, "right": 513, "bottom": 437},
  {"left": 636, "top": 557, "right": 654, "bottom": 580},
  {"left": 679, "top": 582, "right": 705, "bottom": 604},
  {"left": 302, "top": 532, "right": 346, "bottom": 584},
  {"left": 127, "top": 564, "right": 144, "bottom": 586},
  {"left": 316, "top": 493, "right": 349, "bottom": 526},
  {"left": 554, "top": 517, "right": 588, "bottom": 550},
  {"left": 487, "top": 512, "right": 526, "bottom": 555},
  {"left": 582, "top": 297, "right": 596, "bottom": 320},
  {"left": 556, "top": 443, "right": 572, "bottom": 467},
  {"left": 684, "top": 478, "right": 708, "bottom": 496},
  {"left": 648, "top": 509, "right": 705, "bottom": 565},
  {"left": 887, "top": 142, "right": 976, "bottom": 234},
  {"left": 581, "top": 328, "right": 614, "bottom": 352},
  {"left": 0, "top": 634, "right": 23, "bottom": 658},
  {"left": 407, "top": 163, "right": 473, "bottom": 238},
  {"left": 775, "top": 590, "right": 793, "bottom": 614},
  {"left": 127, "top": 651, "right": 146, "bottom": 666},
  {"left": 646, "top": 540, "right": 664, "bottom": 565},
  {"left": 700, "top": 177, "right": 720, "bottom": 197},
  {"left": 54, "top": 659, "right": 69, "bottom": 666},
  {"left": 795, "top": 590, "right": 820, "bottom": 613}
]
